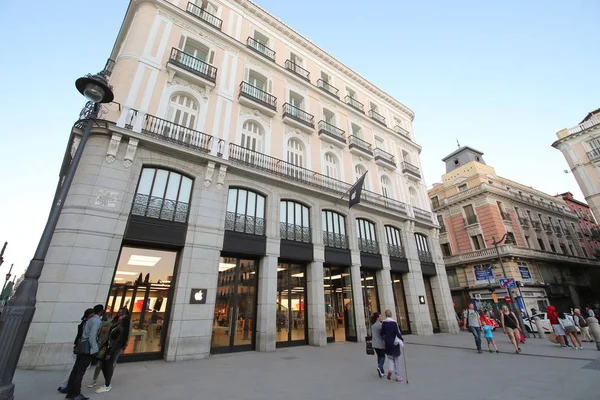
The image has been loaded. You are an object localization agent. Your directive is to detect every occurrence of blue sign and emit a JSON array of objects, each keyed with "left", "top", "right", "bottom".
[
  {"left": 516, "top": 296, "right": 525, "bottom": 314},
  {"left": 499, "top": 278, "right": 516, "bottom": 289},
  {"left": 518, "top": 266, "right": 532, "bottom": 283},
  {"left": 474, "top": 265, "right": 495, "bottom": 283}
]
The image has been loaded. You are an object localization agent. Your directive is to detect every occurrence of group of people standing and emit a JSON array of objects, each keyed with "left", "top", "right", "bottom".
[
  {"left": 57, "top": 304, "right": 130, "bottom": 400},
  {"left": 370, "top": 310, "right": 405, "bottom": 383}
]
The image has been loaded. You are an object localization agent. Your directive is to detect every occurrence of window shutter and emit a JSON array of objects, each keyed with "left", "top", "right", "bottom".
[
  {"left": 244, "top": 67, "right": 249, "bottom": 81},
  {"left": 178, "top": 36, "right": 185, "bottom": 49},
  {"left": 208, "top": 50, "right": 215, "bottom": 64},
  {"left": 267, "top": 79, "right": 272, "bottom": 94}
]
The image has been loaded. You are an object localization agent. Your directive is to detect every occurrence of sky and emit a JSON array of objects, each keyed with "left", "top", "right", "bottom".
[{"left": 0, "top": 0, "right": 598, "bottom": 280}]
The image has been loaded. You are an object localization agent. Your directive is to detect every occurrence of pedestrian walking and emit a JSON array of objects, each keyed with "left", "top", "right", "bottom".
[
  {"left": 88, "top": 312, "right": 118, "bottom": 389},
  {"left": 57, "top": 308, "right": 94, "bottom": 394},
  {"left": 463, "top": 303, "right": 483, "bottom": 354},
  {"left": 562, "top": 313, "right": 583, "bottom": 350},
  {"left": 370, "top": 312, "right": 386, "bottom": 378},
  {"left": 380, "top": 309, "right": 404, "bottom": 383},
  {"left": 574, "top": 308, "right": 594, "bottom": 342},
  {"left": 66, "top": 304, "right": 104, "bottom": 400},
  {"left": 481, "top": 319, "right": 499, "bottom": 353},
  {"left": 95, "top": 309, "right": 130, "bottom": 393},
  {"left": 500, "top": 305, "right": 521, "bottom": 353},
  {"left": 585, "top": 305, "right": 596, "bottom": 318},
  {"left": 547, "top": 305, "right": 570, "bottom": 348}
]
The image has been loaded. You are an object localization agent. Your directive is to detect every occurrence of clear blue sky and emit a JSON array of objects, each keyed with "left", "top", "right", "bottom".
[{"left": 1, "top": 0, "right": 598, "bottom": 279}]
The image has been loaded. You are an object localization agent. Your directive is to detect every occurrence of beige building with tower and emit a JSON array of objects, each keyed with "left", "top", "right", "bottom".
[
  {"left": 20, "top": 0, "right": 458, "bottom": 369},
  {"left": 553, "top": 108, "right": 600, "bottom": 223}
]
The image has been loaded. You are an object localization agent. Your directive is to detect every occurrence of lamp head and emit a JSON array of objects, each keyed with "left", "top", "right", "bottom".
[{"left": 75, "top": 71, "right": 114, "bottom": 104}]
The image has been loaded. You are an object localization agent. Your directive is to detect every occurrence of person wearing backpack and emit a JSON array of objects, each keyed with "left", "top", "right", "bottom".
[
  {"left": 574, "top": 308, "right": 593, "bottom": 342},
  {"left": 463, "top": 303, "right": 483, "bottom": 354}
]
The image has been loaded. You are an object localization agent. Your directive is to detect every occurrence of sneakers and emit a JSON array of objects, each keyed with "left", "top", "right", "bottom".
[
  {"left": 578, "top": 346, "right": 584, "bottom": 350},
  {"left": 387, "top": 371, "right": 392, "bottom": 380},
  {"left": 95, "top": 385, "right": 112, "bottom": 394},
  {"left": 57, "top": 386, "right": 68, "bottom": 394},
  {"left": 87, "top": 381, "right": 97, "bottom": 388},
  {"left": 496, "top": 350, "right": 500, "bottom": 353},
  {"left": 477, "top": 349, "right": 482, "bottom": 354},
  {"left": 377, "top": 367, "right": 384, "bottom": 378},
  {"left": 489, "top": 349, "right": 493, "bottom": 353},
  {"left": 396, "top": 377, "right": 404, "bottom": 383}
]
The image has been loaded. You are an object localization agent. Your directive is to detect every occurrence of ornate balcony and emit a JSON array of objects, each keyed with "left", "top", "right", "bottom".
[
  {"left": 225, "top": 211, "right": 265, "bottom": 235},
  {"left": 388, "top": 244, "right": 405, "bottom": 258},
  {"left": 348, "top": 135, "right": 373, "bottom": 158},
  {"left": 394, "top": 125, "right": 410, "bottom": 140},
  {"left": 285, "top": 60, "right": 310, "bottom": 81},
  {"left": 246, "top": 37, "right": 275, "bottom": 61},
  {"left": 414, "top": 207, "right": 433, "bottom": 223},
  {"left": 401, "top": 161, "right": 421, "bottom": 179},
  {"left": 543, "top": 223, "right": 553, "bottom": 234},
  {"left": 131, "top": 193, "right": 189, "bottom": 223},
  {"left": 186, "top": 2, "right": 223, "bottom": 30},
  {"left": 532, "top": 220, "right": 542, "bottom": 231},
  {"left": 519, "top": 217, "right": 530, "bottom": 228},
  {"left": 323, "top": 232, "right": 349, "bottom": 249},
  {"left": 317, "top": 79, "right": 339, "bottom": 98},
  {"left": 318, "top": 120, "right": 346, "bottom": 146},
  {"left": 358, "top": 238, "right": 380, "bottom": 254},
  {"left": 239, "top": 82, "right": 277, "bottom": 116},
  {"left": 280, "top": 222, "right": 311, "bottom": 243},
  {"left": 588, "top": 149, "right": 600, "bottom": 162},
  {"left": 373, "top": 148, "right": 396, "bottom": 168},
  {"left": 345, "top": 96, "right": 364, "bottom": 113},
  {"left": 553, "top": 225, "right": 563, "bottom": 235},
  {"left": 167, "top": 47, "right": 217, "bottom": 88},
  {"left": 282, "top": 103, "right": 315, "bottom": 132},
  {"left": 418, "top": 250, "right": 433, "bottom": 263},
  {"left": 141, "top": 114, "right": 213, "bottom": 153},
  {"left": 368, "top": 109, "right": 386, "bottom": 127}
]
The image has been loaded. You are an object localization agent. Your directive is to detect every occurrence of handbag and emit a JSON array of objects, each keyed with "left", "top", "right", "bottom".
[
  {"left": 365, "top": 335, "right": 374, "bottom": 355},
  {"left": 73, "top": 339, "right": 90, "bottom": 355},
  {"left": 519, "top": 331, "right": 526, "bottom": 343}
]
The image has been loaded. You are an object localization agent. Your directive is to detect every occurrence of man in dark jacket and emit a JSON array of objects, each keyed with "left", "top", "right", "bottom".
[{"left": 57, "top": 308, "right": 94, "bottom": 393}]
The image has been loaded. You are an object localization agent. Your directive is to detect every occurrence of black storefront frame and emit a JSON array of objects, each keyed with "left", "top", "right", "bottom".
[
  {"left": 390, "top": 272, "right": 411, "bottom": 334},
  {"left": 211, "top": 256, "right": 260, "bottom": 354},
  {"left": 360, "top": 268, "right": 381, "bottom": 336},
  {"left": 423, "top": 275, "right": 441, "bottom": 334},
  {"left": 276, "top": 262, "right": 309, "bottom": 348},
  {"left": 324, "top": 265, "right": 357, "bottom": 343}
]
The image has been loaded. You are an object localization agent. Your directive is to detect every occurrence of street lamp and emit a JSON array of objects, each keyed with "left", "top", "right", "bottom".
[
  {"left": 492, "top": 234, "right": 529, "bottom": 338},
  {"left": 0, "top": 61, "right": 114, "bottom": 400}
]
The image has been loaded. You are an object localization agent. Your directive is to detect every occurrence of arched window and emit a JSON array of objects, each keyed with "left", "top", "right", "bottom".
[
  {"left": 355, "top": 164, "right": 368, "bottom": 190},
  {"left": 280, "top": 200, "right": 310, "bottom": 242},
  {"left": 356, "top": 218, "right": 379, "bottom": 254},
  {"left": 132, "top": 168, "right": 193, "bottom": 223},
  {"left": 322, "top": 210, "right": 348, "bottom": 248},
  {"left": 381, "top": 175, "right": 392, "bottom": 198},
  {"left": 225, "top": 188, "right": 266, "bottom": 235},
  {"left": 167, "top": 94, "right": 199, "bottom": 129},
  {"left": 240, "top": 120, "right": 264, "bottom": 151},
  {"left": 324, "top": 152, "right": 340, "bottom": 179},
  {"left": 287, "top": 138, "right": 305, "bottom": 167},
  {"left": 414, "top": 233, "right": 432, "bottom": 262},
  {"left": 385, "top": 225, "right": 404, "bottom": 258},
  {"left": 409, "top": 187, "right": 419, "bottom": 207}
]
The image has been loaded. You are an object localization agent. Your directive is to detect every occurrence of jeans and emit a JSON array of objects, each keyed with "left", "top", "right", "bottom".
[
  {"left": 101, "top": 347, "right": 122, "bottom": 386},
  {"left": 468, "top": 326, "right": 482, "bottom": 350},
  {"left": 66, "top": 354, "right": 94, "bottom": 396},
  {"left": 374, "top": 348, "right": 385, "bottom": 371},
  {"left": 59, "top": 352, "right": 77, "bottom": 389}
]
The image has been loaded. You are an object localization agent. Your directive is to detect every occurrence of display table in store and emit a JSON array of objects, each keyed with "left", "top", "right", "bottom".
[{"left": 131, "top": 329, "right": 147, "bottom": 353}]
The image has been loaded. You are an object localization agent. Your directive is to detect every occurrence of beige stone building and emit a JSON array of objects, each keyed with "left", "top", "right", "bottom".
[
  {"left": 20, "top": 0, "right": 458, "bottom": 368},
  {"left": 553, "top": 108, "right": 600, "bottom": 223},
  {"left": 428, "top": 146, "right": 600, "bottom": 320}
]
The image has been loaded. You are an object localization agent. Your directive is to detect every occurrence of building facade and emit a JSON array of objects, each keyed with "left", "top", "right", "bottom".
[
  {"left": 428, "top": 146, "right": 600, "bottom": 319},
  {"left": 555, "top": 192, "right": 600, "bottom": 258},
  {"left": 19, "top": 0, "right": 458, "bottom": 369},
  {"left": 553, "top": 108, "right": 600, "bottom": 222}
]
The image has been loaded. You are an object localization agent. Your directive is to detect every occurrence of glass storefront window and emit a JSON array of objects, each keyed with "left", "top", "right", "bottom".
[
  {"left": 424, "top": 276, "right": 440, "bottom": 333},
  {"left": 360, "top": 269, "right": 379, "bottom": 335},
  {"left": 324, "top": 266, "right": 356, "bottom": 342},
  {"left": 391, "top": 273, "right": 411, "bottom": 334},
  {"left": 276, "top": 263, "right": 307, "bottom": 346},
  {"left": 106, "top": 247, "right": 178, "bottom": 358},
  {"left": 212, "top": 257, "right": 258, "bottom": 353}
]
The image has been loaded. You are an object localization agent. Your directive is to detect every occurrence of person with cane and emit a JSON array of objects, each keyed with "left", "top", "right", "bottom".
[{"left": 380, "top": 309, "right": 405, "bottom": 383}]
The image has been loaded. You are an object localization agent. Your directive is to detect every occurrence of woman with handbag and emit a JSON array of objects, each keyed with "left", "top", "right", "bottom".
[
  {"left": 547, "top": 305, "right": 569, "bottom": 348},
  {"left": 94, "top": 309, "right": 131, "bottom": 394},
  {"left": 500, "top": 305, "right": 521, "bottom": 354},
  {"left": 370, "top": 312, "right": 386, "bottom": 378},
  {"left": 380, "top": 309, "right": 404, "bottom": 382}
]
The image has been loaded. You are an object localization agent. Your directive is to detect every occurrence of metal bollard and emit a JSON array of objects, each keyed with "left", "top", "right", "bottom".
[
  {"left": 587, "top": 317, "right": 600, "bottom": 351},
  {"left": 534, "top": 316, "right": 546, "bottom": 339}
]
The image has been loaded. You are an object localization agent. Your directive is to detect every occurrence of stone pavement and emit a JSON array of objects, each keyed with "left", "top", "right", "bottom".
[{"left": 14, "top": 332, "right": 599, "bottom": 400}]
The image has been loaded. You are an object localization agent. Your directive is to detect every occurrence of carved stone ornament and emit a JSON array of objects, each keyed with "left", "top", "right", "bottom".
[
  {"left": 466, "top": 224, "right": 482, "bottom": 237},
  {"left": 168, "top": 76, "right": 208, "bottom": 101},
  {"left": 253, "top": 109, "right": 260, "bottom": 117},
  {"left": 239, "top": 105, "right": 270, "bottom": 125},
  {"left": 405, "top": 220, "right": 415, "bottom": 233},
  {"left": 431, "top": 228, "right": 440, "bottom": 240},
  {"left": 106, "top": 133, "right": 122, "bottom": 164},
  {"left": 123, "top": 138, "right": 139, "bottom": 169},
  {"left": 70, "top": 137, "right": 81, "bottom": 158},
  {"left": 94, "top": 189, "right": 119, "bottom": 208},
  {"left": 216, "top": 165, "right": 227, "bottom": 190},
  {"left": 204, "top": 161, "right": 216, "bottom": 187}
]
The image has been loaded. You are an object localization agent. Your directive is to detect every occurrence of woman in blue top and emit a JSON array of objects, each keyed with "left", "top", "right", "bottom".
[{"left": 380, "top": 309, "right": 404, "bottom": 382}]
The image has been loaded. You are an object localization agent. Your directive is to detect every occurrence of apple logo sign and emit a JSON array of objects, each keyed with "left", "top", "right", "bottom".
[{"left": 190, "top": 288, "right": 207, "bottom": 304}]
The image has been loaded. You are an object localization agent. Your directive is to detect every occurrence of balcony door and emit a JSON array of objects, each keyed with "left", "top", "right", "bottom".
[
  {"left": 166, "top": 94, "right": 199, "bottom": 133},
  {"left": 248, "top": 70, "right": 268, "bottom": 93},
  {"left": 240, "top": 120, "right": 263, "bottom": 152}
]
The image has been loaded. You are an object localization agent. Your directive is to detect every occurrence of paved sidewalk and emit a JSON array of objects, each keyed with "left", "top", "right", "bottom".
[{"left": 14, "top": 333, "right": 599, "bottom": 400}]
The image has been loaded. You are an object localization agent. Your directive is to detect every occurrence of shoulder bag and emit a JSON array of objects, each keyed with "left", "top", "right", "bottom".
[
  {"left": 365, "top": 335, "right": 374, "bottom": 355},
  {"left": 74, "top": 339, "right": 90, "bottom": 355}
]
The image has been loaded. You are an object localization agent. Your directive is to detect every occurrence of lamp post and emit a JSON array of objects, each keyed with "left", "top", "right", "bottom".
[
  {"left": 1, "top": 264, "right": 13, "bottom": 298},
  {"left": 492, "top": 234, "right": 529, "bottom": 338},
  {"left": 0, "top": 62, "right": 114, "bottom": 400}
]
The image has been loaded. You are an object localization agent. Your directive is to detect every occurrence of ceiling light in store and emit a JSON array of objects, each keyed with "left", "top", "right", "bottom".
[
  {"left": 116, "top": 271, "right": 138, "bottom": 276},
  {"left": 329, "top": 275, "right": 342, "bottom": 280},
  {"left": 128, "top": 255, "right": 161, "bottom": 267},
  {"left": 218, "top": 263, "right": 236, "bottom": 272},
  {"left": 291, "top": 273, "right": 304, "bottom": 278},
  {"left": 114, "top": 278, "right": 125, "bottom": 281},
  {"left": 277, "top": 267, "right": 286, "bottom": 272},
  {"left": 393, "top": 280, "right": 400, "bottom": 283},
  {"left": 360, "top": 277, "right": 374, "bottom": 281}
]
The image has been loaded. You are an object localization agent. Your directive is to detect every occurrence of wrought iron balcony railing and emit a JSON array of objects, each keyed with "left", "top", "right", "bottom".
[
  {"left": 348, "top": 135, "right": 373, "bottom": 155},
  {"left": 501, "top": 211, "right": 511, "bottom": 221},
  {"left": 465, "top": 215, "right": 478, "bottom": 225},
  {"left": 224, "top": 211, "right": 265, "bottom": 235},
  {"left": 317, "top": 79, "right": 339, "bottom": 98},
  {"left": 142, "top": 114, "right": 213, "bottom": 153},
  {"left": 285, "top": 60, "right": 310, "bottom": 81},
  {"left": 368, "top": 109, "right": 386, "bottom": 126},
  {"left": 283, "top": 103, "right": 315, "bottom": 128},
  {"left": 280, "top": 222, "right": 311, "bottom": 243},
  {"left": 587, "top": 148, "right": 600, "bottom": 162},
  {"left": 169, "top": 48, "right": 217, "bottom": 83},
  {"left": 131, "top": 193, "right": 190, "bottom": 223},
  {"left": 401, "top": 161, "right": 421, "bottom": 178},
  {"left": 358, "top": 238, "right": 380, "bottom": 254},
  {"left": 394, "top": 125, "right": 410, "bottom": 139},
  {"left": 345, "top": 96, "right": 364, "bottom": 113},
  {"left": 186, "top": 2, "right": 223, "bottom": 30},
  {"left": 387, "top": 244, "right": 405, "bottom": 258},
  {"left": 318, "top": 120, "right": 346, "bottom": 143},
  {"left": 323, "top": 232, "right": 349, "bottom": 249},
  {"left": 246, "top": 37, "right": 275, "bottom": 60},
  {"left": 418, "top": 250, "right": 433, "bottom": 263},
  {"left": 373, "top": 148, "right": 396, "bottom": 167},
  {"left": 239, "top": 82, "right": 277, "bottom": 111}
]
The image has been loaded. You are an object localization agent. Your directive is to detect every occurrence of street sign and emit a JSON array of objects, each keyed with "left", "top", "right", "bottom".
[
  {"left": 504, "top": 296, "right": 511, "bottom": 302},
  {"left": 474, "top": 293, "right": 482, "bottom": 300},
  {"left": 492, "top": 293, "right": 498, "bottom": 303},
  {"left": 499, "top": 278, "right": 516, "bottom": 289},
  {"left": 518, "top": 266, "right": 532, "bottom": 283}
]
